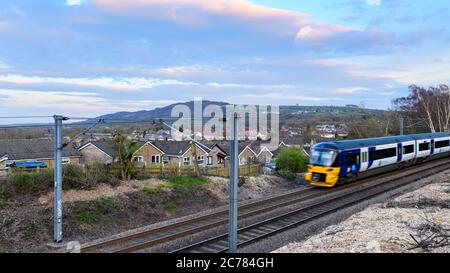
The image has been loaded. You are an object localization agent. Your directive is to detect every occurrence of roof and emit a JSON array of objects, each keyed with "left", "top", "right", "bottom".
[
  {"left": 280, "top": 137, "right": 304, "bottom": 145},
  {"left": 152, "top": 141, "right": 193, "bottom": 156},
  {"left": 0, "top": 138, "right": 81, "bottom": 160},
  {"left": 314, "top": 132, "right": 450, "bottom": 151},
  {"left": 79, "top": 140, "right": 118, "bottom": 158},
  {"left": 209, "top": 141, "right": 256, "bottom": 156}
]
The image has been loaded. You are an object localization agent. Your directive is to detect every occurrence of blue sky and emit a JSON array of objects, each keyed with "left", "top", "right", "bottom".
[{"left": 0, "top": 0, "right": 449, "bottom": 121}]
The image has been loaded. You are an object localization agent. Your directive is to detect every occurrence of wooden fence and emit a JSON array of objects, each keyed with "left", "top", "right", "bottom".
[{"left": 114, "top": 163, "right": 262, "bottom": 178}]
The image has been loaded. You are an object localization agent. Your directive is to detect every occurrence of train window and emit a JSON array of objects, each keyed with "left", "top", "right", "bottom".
[
  {"left": 369, "top": 147, "right": 397, "bottom": 161},
  {"left": 403, "top": 145, "right": 414, "bottom": 154},
  {"left": 435, "top": 140, "right": 450, "bottom": 148},
  {"left": 345, "top": 153, "right": 359, "bottom": 165},
  {"left": 419, "top": 142, "right": 430, "bottom": 151}
]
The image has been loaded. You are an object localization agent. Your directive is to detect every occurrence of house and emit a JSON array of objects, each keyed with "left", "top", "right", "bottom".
[
  {"left": 78, "top": 140, "right": 119, "bottom": 165},
  {"left": 0, "top": 138, "right": 81, "bottom": 169},
  {"left": 209, "top": 141, "right": 258, "bottom": 166},
  {"left": 279, "top": 137, "right": 303, "bottom": 148}
]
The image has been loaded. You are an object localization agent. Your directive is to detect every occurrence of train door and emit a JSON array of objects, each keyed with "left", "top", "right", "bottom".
[
  {"left": 397, "top": 143, "right": 402, "bottom": 162},
  {"left": 359, "top": 147, "right": 369, "bottom": 172},
  {"left": 341, "top": 149, "right": 361, "bottom": 175},
  {"left": 431, "top": 139, "right": 435, "bottom": 155}
]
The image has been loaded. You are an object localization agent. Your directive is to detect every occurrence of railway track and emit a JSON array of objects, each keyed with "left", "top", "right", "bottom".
[
  {"left": 81, "top": 158, "right": 450, "bottom": 253},
  {"left": 172, "top": 159, "right": 450, "bottom": 253},
  {"left": 81, "top": 186, "right": 320, "bottom": 252}
]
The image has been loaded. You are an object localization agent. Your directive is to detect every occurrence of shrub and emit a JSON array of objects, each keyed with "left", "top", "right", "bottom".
[
  {"left": 275, "top": 148, "right": 309, "bottom": 173},
  {"left": 278, "top": 169, "right": 296, "bottom": 180},
  {"left": 6, "top": 169, "right": 53, "bottom": 196},
  {"left": 63, "top": 165, "right": 91, "bottom": 190}
]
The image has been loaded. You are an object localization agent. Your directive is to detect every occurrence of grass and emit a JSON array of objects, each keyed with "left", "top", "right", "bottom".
[
  {"left": 74, "top": 211, "right": 101, "bottom": 224},
  {"left": 143, "top": 186, "right": 160, "bottom": 195},
  {"left": 167, "top": 176, "right": 209, "bottom": 197},
  {"left": 73, "top": 196, "right": 118, "bottom": 225},
  {"left": 164, "top": 202, "right": 177, "bottom": 210}
]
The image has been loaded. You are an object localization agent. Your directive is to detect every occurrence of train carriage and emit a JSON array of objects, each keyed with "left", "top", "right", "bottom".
[{"left": 305, "top": 132, "right": 450, "bottom": 187}]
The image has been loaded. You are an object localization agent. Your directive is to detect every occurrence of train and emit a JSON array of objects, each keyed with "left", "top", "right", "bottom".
[{"left": 305, "top": 132, "right": 450, "bottom": 187}]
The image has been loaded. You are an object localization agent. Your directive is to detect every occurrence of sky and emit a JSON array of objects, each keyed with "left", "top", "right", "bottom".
[{"left": 0, "top": 0, "right": 449, "bottom": 122}]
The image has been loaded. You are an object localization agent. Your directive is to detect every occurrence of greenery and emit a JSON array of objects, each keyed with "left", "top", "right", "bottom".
[
  {"left": 164, "top": 202, "right": 177, "bottom": 210},
  {"left": 167, "top": 176, "right": 209, "bottom": 196},
  {"left": 143, "top": 186, "right": 159, "bottom": 195},
  {"left": 114, "top": 131, "right": 139, "bottom": 181},
  {"left": 275, "top": 148, "right": 309, "bottom": 173},
  {"left": 2, "top": 169, "right": 53, "bottom": 196},
  {"left": 73, "top": 197, "right": 117, "bottom": 225},
  {"left": 278, "top": 169, "right": 296, "bottom": 180}
]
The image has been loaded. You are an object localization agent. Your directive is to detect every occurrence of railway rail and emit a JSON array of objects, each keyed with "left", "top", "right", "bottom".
[{"left": 80, "top": 158, "right": 450, "bottom": 253}]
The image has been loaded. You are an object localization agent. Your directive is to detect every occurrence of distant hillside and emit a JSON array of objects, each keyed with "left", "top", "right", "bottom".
[
  {"left": 91, "top": 101, "right": 385, "bottom": 123},
  {"left": 91, "top": 100, "right": 229, "bottom": 122}
]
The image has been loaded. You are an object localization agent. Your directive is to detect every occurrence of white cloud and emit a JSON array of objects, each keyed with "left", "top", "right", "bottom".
[
  {"left": 0, "top": 61, "right": 9, "bottom": 69},
  {"left": 0, "top": 88, "right": 177, "bottom": 115},
  {"left": 0, "top": 74, "right": 199, "bottom": 91},
  {"left": 367, "top": 0, "right": 381, "bottom": 6},
  {"left": 67, "top": 0, "right": 82, "bottom": 6}
]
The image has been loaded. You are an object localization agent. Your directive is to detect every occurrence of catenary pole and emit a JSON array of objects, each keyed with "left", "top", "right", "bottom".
[
  {"left": 229, "top": 112, "right": 238, "bottom": 253},
  {"left": 53, "top": 115, "right": 64, "bottom": 243}
]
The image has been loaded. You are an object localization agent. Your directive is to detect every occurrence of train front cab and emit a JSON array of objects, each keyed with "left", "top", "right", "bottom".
[{"left": 305, "top": 147, "right": 341, "bottom": 187}]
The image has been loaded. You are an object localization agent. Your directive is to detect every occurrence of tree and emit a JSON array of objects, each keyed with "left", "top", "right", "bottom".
[
  {"left": 275, "top": 148, "right": 309, "bottom": 173},
  {"left": 393, "top": 85, "right": 450, "bottom": 133},
  {"left": 114, "top": 131, "right": 139, "bottom": 181}
]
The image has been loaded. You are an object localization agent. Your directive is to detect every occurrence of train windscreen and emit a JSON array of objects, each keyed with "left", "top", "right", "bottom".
[{"left": 310, "top": 149, "right": 338, "bottom": 167}]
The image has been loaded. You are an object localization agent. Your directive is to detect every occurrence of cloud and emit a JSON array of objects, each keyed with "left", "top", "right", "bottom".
[
  {"left": 67, "top": 0, "right": 83, "bottom": 6},
  {"left": 0, "top": 74, "right": 199, "bottom": 91},
  {"left": 367, "top": 0, "right": 381, "bottom": 6},
  {"left": 0, "top": 61, "right": 9, "bottom": 69},
  {"left": 0, "top": 88, "right": 177, "bottom": 114},
  {"left": 93, "top": 0, "right": 352, "bottom": 39}
]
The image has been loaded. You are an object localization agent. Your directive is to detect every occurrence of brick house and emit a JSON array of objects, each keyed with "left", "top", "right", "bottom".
[{"left": 0, "top": 138, "right": 81, "bottom": 169}]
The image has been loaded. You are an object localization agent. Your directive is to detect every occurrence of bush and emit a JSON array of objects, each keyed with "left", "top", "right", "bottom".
[
  {"left": 275, "top": 148, "right": 309, "bottom": 173},
  {"left": 278, "top": 169, "right": 296, "bottom": 180},
  {"left": 63, "top": 164, "right": 91, "bottom": 190},
  {"left": 5, "top": 169, "right": 53, "bottom": 196}
]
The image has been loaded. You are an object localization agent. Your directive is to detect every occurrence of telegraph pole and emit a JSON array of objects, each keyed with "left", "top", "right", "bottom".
[
  {"left": 229, "top": 112, "right": 238, "bottom": 253},
  {"left": 53, "top": 115, "right": 64, "bottom": 243}
]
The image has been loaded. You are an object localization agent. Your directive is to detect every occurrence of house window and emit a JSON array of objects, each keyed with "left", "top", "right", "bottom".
[
  {"left": 183, "top": 157, "right": 191, "bottom": 165},
  {"left": 207, "top": 156, "right": 213, "bottom": 165},
  {"left": 151, "top": 155, "right": 160, "bottom": 163},
  {"left": 239, "top": 157, "right": 246, "bottom": 165},
  {"left": 62, "top": 158, "right": 71, "bottom": 165},
  {"left": 134, "top": 156, "right": 144, "bottom": 163},
  {"left": 163, "top": 155, "right": 169, "bottom": 164},
  {"left": 197, "top": 155, "right": 204, "bottom": 164}
]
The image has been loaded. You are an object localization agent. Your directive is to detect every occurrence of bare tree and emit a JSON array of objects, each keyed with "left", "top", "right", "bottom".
[{"left": 394, "top": 85, "right": 450, "bottom": 133}]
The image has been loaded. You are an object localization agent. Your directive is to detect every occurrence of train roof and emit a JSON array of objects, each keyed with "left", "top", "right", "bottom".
[{"left": 314, "top": 132, "right": 450, "bottom": 151}]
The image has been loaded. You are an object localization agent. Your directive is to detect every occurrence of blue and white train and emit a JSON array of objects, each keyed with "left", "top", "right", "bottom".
[{"left": 305, "top": 132, "right": 450, "bottom": 187}]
